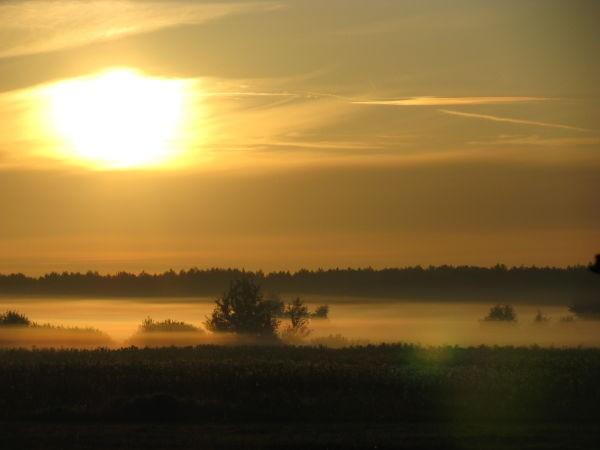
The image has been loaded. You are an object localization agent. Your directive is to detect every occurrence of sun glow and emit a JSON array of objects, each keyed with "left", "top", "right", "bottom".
[{"left": 45, "top": 69, "right": 188, "bottom": 169}]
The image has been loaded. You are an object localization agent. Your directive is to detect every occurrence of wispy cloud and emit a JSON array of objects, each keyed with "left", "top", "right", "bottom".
[
  {"left": 439, "top": 109, "right": 592, "bottom": 132},
  {"left": 471, "top": 135, "right": 600, "bottom": 147},
  {"left": 0, "top": 1, "right": 278, "bottom": 59},
  {"left": 261, "top": 139, "right": 386, "bottom": 152},
  {"left": 353, "top": 96, "right": 547, "bottom": 106},
  {"left": 201, "top": 91, "right": 296, "bottom": 98}
]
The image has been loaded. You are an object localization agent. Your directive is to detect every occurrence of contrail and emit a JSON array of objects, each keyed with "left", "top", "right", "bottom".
[
  {"left": 353, "top": 96, "right": 547, "bottom": 106},
  {"left": 438, "top": 109, "right": 591, "bottom": 132}
]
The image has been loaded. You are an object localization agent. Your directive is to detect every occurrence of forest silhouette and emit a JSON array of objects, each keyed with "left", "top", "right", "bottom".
[{"left": 0, "top": 265, "right": 597, "bottom": 304}]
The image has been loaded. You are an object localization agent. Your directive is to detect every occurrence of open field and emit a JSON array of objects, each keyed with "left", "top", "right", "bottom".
[
  {"left": 1, "top": 345, "right": 599, "bottom": 449},
  {"left": 2, "top": 422, "right": 599, "bottom": 450}
]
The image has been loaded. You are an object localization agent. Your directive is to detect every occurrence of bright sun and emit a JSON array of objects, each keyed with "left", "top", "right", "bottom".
[{"left": 46, "top": 68, "right": 187, "bottom": 169}]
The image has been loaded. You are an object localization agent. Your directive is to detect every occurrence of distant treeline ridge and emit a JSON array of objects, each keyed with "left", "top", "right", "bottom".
[{"left": 1, "top": 265, "right": 597, "bottom": 303}]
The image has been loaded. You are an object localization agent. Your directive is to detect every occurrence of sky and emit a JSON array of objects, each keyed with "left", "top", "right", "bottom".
[{"left": 0, "top": 0, "right": 598, "bottom": 274}]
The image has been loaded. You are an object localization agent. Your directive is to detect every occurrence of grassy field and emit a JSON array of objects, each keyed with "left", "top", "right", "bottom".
[{"left": 1, "top": 344, "right": 600, "bottom": 449}]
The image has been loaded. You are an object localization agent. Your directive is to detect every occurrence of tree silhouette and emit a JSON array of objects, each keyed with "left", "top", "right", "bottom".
[
  {"left": 205, "top": 277, "right": 280, "bottom": 338},
  {"left": 482, "top": 304, "right": 517, "bottom": 322},
  {"left": 281, "top": 297, "right": 311, "bottom": 342},
  {"left": 568, "top": 254, "right": 600, "bottom": 319},
  {"left": 589, "top": 254, "right": 600, "bottom": 274}
]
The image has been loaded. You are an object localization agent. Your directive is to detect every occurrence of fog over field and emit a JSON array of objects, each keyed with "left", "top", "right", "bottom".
[{"left": 2, "top": 297, "right": 599, "bottom": 348}]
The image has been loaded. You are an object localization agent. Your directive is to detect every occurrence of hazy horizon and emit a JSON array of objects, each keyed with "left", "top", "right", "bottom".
[{"left": 2, "top": 297, "right": 598, "bottom": 348}]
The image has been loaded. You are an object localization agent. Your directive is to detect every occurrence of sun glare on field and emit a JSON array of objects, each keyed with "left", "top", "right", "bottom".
[{"left": 45, "top": 69, "right": 189, "bottom": 169}]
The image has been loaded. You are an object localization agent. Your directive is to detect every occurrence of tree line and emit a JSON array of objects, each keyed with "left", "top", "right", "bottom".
[{"left": 0, "top": 265, "right": 597, "bottom": 303}]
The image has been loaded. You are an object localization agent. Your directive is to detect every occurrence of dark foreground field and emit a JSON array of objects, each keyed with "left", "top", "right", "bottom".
[{"left": 1, "top": 345, "right": 600, "bottom": 449}]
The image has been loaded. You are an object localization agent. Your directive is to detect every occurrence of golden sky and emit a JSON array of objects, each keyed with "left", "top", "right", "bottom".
[{"left": 0, "top": 0, "right": 598, "bottom": 273}]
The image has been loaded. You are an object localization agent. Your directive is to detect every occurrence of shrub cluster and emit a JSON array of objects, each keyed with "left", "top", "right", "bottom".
[
  {"left": 0, "top": 310, "right": 31, "bottom": 326},
  {"left": 138, "top": 318, "right": 201, "bottom": 333},
  {"left": 482, "top": 304, "right": 517, "bottom": 322}
]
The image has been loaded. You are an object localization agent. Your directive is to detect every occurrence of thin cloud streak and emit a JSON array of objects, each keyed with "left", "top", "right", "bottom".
[
  {"left": 471, "top": 136, "right": 600, "bottom": 147},
  {"left": 0, "top": 1, "right": 278, "bottom": 59},
  {"left": 200, "top": 91, "right": 297, "bottom": 98},
  {"left": 353, "top": 96, "right": 547, "bottom": 106},
  {"left": 439, "top": 109, "right": 592, "bottom": 132}
]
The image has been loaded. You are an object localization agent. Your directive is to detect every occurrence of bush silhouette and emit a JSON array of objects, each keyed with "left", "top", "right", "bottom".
[
  {"left": 138, "top": 317, "right": 201, "bottom": 333},
  {"left": 127, "top": 318, "right": 204, "bottom": 348},
  {"left": 568, "top": 303, "right": 600, "bottom": 320},
  {"left": 205, "top": 277, "right": 280, "bottom": 338},
  {"left": 0, "top": 311, "right": 112, "bottom": 348},
  {"left": 482, "top": 304, "right": 517, "bottom": 322},
  {"left": 0, "top": 311, "right": 31, "bottom": 326},
  {"left": 533, "top": 309, "right": 550, "bottom": 324},
  {"left": 281, "top": 297, "right": 311, "bottom": 343},
  {"left": 311, "top": 305, "right": 329, "bottom": 319}
]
